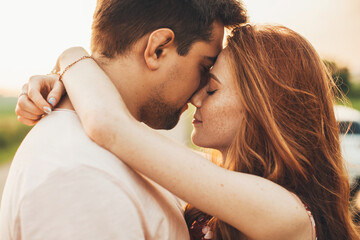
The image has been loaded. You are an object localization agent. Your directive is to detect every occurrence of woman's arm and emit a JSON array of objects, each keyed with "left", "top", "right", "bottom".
[
  {"left": 61, "top": 48, "right": 310, "bottom": 240},
  {"left": 15, "top": 48, "right": 87, "bottom": 126}
]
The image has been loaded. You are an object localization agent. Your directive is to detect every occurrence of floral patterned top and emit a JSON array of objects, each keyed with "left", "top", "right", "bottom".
[
  {"left": 188, "top": 204, "right": 317, "bottom": 240},
  {"left": 304, "top": 203, "right": 318, "bottom": 240},
  {"left": 188, "top": 214, "right": 213, "bottom": 240}
]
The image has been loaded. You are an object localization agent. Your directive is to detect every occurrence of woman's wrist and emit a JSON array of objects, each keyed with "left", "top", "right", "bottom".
[{"left": 58, "top": 47, "right": 90, "bottom": 72}]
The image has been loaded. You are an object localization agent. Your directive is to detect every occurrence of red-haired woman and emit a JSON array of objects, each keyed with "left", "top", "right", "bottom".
[{"left": 16, "top": 25, "right": 360, "bottom": 239}]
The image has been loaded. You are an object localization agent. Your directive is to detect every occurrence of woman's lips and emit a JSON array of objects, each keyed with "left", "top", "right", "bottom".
[{"left": 192, "top": 116, "right": 202, "bottom": 124}]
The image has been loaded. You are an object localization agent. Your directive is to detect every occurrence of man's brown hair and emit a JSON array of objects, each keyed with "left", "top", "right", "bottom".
[{"left": 91, "top": 0, "right": 247, "bottom": 58}]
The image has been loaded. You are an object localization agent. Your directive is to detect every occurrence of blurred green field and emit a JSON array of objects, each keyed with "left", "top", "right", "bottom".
[
  {"left": 347, "top": 82, "right": 360, "bottom": 110},
  {"left": 0, "top": 96, "right": 32, "bottom": 166},
  {"left": 351, "top": 97, "right": 360, "bottom": 111}
]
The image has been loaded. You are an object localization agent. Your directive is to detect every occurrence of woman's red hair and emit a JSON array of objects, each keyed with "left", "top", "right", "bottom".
[{"left": 185, "top": 25, "right": 360, "bottom": 239}]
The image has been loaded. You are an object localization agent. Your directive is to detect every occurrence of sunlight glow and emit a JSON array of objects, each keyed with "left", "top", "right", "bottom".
[{"left": 1, "top": 0, "right": 359, "bottom": 95}]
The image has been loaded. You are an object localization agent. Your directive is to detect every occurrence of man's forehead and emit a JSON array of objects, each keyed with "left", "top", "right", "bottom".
[
  {"left": 212, "top": 21, "right": 225, "bottom": 50},
  {"left": 200, "top": 22, "right": 225, "bottom": 55},
  {"left": 201, "top": 39, "right": 223, "bottom": 60},
  {"left": 191, "top": 34, "right": 223, "bottom": 59},
  {"left": 210, "top": 36, "right": 224, "bottom": 56}
]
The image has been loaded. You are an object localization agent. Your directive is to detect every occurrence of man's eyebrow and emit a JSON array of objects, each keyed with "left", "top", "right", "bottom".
[{"left": 209, "top": 73, "right": 222, "bottom": 84}]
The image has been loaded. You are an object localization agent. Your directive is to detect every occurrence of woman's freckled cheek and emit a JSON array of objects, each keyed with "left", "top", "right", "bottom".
[{"left": 205, "top": 90, "right": 240, "bottom": 137}]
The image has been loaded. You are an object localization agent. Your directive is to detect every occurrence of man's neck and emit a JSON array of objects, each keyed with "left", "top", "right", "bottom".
[
  {"left": 56, "top": 53, "right": 146, "bottom": 120},
  {"left": 94, "top": 54, "right": 145, "bottom": 121}
]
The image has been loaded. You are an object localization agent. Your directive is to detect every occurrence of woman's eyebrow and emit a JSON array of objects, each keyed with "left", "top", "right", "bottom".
[{"left": 209, "top": 73, "right": 222, "bottom": 84}]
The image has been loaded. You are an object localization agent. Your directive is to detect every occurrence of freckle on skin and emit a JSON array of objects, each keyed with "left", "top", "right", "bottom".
[{"left": 220, "top": 184, "right": 224, "bottom": 187}]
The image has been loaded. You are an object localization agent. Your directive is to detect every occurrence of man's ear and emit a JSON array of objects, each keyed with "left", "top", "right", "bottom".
[{"left": 144, "top": 28, "right": 175, "bottom": 70}]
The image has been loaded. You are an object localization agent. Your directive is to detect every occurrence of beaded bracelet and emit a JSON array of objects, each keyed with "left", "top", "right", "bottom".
[{"left": 58, "top": 55, "right": 93, "bottom": 82}]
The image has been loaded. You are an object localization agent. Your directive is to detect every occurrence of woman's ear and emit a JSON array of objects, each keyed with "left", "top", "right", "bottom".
[{"left": 144, "top": 28, "right": 175, "bottom": 70}]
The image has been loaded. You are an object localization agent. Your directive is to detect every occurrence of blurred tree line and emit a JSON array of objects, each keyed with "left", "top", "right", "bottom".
[{"left": 324, "top": 60, "right": 360, "bottom": 98}]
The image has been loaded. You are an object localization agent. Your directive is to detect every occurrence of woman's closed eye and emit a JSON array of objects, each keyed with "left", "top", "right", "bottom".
[{"left": 206, "top": 89, "right": 217, "bottom": 96}]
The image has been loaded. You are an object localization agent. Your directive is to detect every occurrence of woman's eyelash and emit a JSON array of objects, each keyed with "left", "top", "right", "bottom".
[{"left": 206, "top": 90, "right": 217, "bottom": 95}]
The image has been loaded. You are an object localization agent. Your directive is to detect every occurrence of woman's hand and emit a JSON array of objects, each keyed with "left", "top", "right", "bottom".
[
  {"left": 15, "top": 47, "right": 89, "bottom": 126},
  {"left": 16, "top": 74, "right": 65, "bottom": 126}
]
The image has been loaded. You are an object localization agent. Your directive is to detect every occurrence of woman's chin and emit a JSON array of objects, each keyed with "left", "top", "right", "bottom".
[
  {"left": 191, "top": 133, "right": 212, "bottom": 149},
  {"left": 191, "top": 134, "right": 203, "bottom": 148}
]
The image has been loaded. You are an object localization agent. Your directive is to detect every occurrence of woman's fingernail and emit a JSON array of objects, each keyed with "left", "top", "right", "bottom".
[
  {"left": 48, "top": 97, "right": 56, "bottom": 106},
  {"left": 43, "top": 106, "right": 52, "bottom": 114},
  {"left": 204, "top": 230, "right": 213, "bottom": 239},
  {"left": 202, "top": 226, "right": 210, "bottom": 234}
]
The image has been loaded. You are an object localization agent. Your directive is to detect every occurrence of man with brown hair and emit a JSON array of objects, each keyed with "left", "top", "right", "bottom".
[{"left": 1, "top": 0, "right": 246, "bottom": 239}]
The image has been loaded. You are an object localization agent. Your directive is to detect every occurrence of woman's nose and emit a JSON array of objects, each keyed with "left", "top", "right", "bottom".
[{"left": 190, "top": 88, "right": 206, "bottom": 108}]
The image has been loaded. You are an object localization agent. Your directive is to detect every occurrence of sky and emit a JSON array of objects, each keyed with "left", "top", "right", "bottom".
[{"left": 0, "top": 0, "right": 359, "bottom": 96}]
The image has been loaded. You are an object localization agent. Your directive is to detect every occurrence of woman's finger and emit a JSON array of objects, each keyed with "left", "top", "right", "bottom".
[
  {"left": 47, "top": 79, "right": 65, "bottom": 107},
  {"left": 21, "top": 83, "right": 29, "bottom": 95},
  {"left": 27, "top": 75, "right": 55, "bottom": 114},
  {"left": 17, "top": 116, "right": 38, "bottom": 126},
  {"left": 16, "top": 94, "right": 44, "bottom": 116},
  {"left": 15, "top": 108, "right": 42, "bottom": 121}
]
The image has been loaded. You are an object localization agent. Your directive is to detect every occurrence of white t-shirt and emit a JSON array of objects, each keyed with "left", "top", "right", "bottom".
[{"left": 0, "top": 109, "right": 189, "bottom": 240}]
